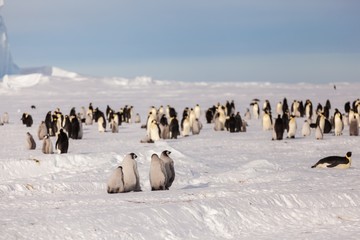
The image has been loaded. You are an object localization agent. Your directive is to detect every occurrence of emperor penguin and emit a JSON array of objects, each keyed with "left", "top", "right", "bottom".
[
  {"left": 21, "top": 113, "right": 33, "bottom": 127},
  {"left": 85, "top": 112, "right": 93, "bottom": 125},
  {"left": 235, "top": 112, "right": 242, "bottom": 132},
  {"left": 287, "top": 115, "right": 297, "bottom": 138},
  {"left": 333, "top": 109, "right": 343, "bottom": 136},
  {"left": 55, "top": 129, "right": 69, "bottom": 154},
  {"left": 205, "top": 108, "right": 214, "bottom": 124},
  {"left": 305, "top": 99, "right": 313, "bottom": 121},
  {"left": 273, "top": 114, "right": 284, "bottom": 140},
  {"left": 159, "top": 114, "right": 170, "bottom": 139},
  {"left": 107, "top": 166, "right": 125, "bottom": 194},
  {"left": 2, "top": 112, "right": 9, "bottom": 124},
  {"left": 188, "top": 108, "right": 196, "bottom": 128},
  {"left": 160, "top": 150, "right": 175, "bottom": 190},
  {"left": 149, "top": 119, "right": 161, "bottom": 141},
  {"left": 37, "top": 121, "right": 48, "bottom": 140},
  {"left": 244, "top": 108, "right": 251, "bottom": 120},
  {"left": 134, "top": 113, "right": 141, "bottom": 124},
  {"left": 122, "top": 153, "right": 141, "bottom": 192},
  {"left": 263, "top": 100, "right": 271, "bottom": 113},
  {"left": 214, "top": 112, "right": 224, "bottom": 131},
  {"left": 301, "top": 120, "right": 311, "bottom": 137},
  {"left": 70, "top": 115, "right": 81, "bottom": 139},
  {"left": 194, "top": 104, "right": 201, "bottom": 120},
  {"left": 349, "top": 115, "right": 359, "bottom": 136},
  {"left": 315, "top": 124, "right": 323, "bottom": 140},
  {"left": 169, "top": 117, "right": 180, "bottom": 139},
  {"left": 217, "top": 106, "right": 227, "bottom": 127},
  {"left": 98, "top": 115, "right": 106, "bottom": 132},
  {"left": 26, "top": 132, "right": 36, "bottom": 150},
  {"left": 311, "top": 152, "right": 352, "bottom": 169},
  {"left": 181, "top": 114, "right": 191, "bottom": 136},
  {"left": 149, "top": 154, "right": 167, "bottom": 191},
  {"left": 157, "top": 105, "right": 165, "bottom": 122},
  {"left": 146, "top": 111, "right": 156, "bottom": 136},
  {"left": 42, "top": 134, "right": 54, "bottom": 154},
  {"left": 262, "top": 110, "right": 272, "bottom": 131},
  {"left": 111, "top": 118, "right": 119, "bottom": 133},
  {"left": 291, "top": 100, "right": 301, "bottom": 117},
  {"left": 192, "top": 118, "right": 202, "bottom": 135},
  {"left": 276, "top": 102, "right": 283, "bottom": 115},
  {"left": 251, "top": 101, "right": 260, "bottom": 119}
]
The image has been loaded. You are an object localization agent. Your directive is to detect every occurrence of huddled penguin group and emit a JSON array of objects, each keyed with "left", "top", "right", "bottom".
[
  {"left": 141, "top": 104, "right": 202, "bottom": 143},
  {"left": 107, "top": 150, "right": 175, "bottom": 194}
]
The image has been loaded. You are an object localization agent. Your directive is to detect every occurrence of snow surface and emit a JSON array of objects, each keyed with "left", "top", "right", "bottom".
[{"left": 1, "top": 70, "right": 360, "bottom": 239}]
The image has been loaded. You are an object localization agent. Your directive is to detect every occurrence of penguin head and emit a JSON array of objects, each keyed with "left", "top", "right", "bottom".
[
  {"left": 162, "top": 150, "right": 171, "bottom": 156},
  {"left": 129, "top": 153, "right": 137, "bottom": 159},
  {"left": 346, "top": 152, "right": 352, "bottom": 158}
]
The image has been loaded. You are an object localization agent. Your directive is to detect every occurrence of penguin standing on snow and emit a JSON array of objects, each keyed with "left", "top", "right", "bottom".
[
  {"left": 192, "top": 118, "right": 202, "bottom": 135},
  {"left": 122, "top": 153, "right": 141, "bottom": 192},
  {"left": 37, "top": 121, "right": 48, "bottom": 140},
  {"left": 311, "top": 152, "right": 352, "bottom": 169},
  {"left": 111, "top": 118, "right": 119, "bottom": 133},
  {"left": 26, "top": 132, "right": 36, "bottom": 150},
  {"left": 107, "top": 166, "right": 125, "bottom": 194},
  {"left": 149, "top": 119, "right": 161, "bottom": 141},
  {"left": 181, "top": 114, "right": 191, "bottom": 136},
  {"left": 301, "top": 120, "right": 311, "bottom": 137},
  {"left": 98, "top": 115, "right": 106, "bottom": 132},
  {"left": 169, "top": 117, "right": 180, "bottom": 139},
  {"left": 273, "top": 114, "right": 284, "bottom": 140},
  {"left": 333, "top": 109, "right": 343, "bottom": 136},
  {"left": 55, "top": 129, "right": 69, "bottom": 154},
  {"left": 287, "top": 115, "right": 297, "bottom": 138},
  {"left": 315, "top": 124, "right": 323, "bottom": 140},
  {"left": 134, "top": 113, "right": 141, "bottom": 124},
  {"left": 42, "top": 134, "right": 54, "bottom": 154},
  {"left": 21, "top": 113, "right": 33, "bottom": 127},
  {"left": 262, "top": 110, "right": 272, "bottom": 131},
  {"left": 149, "top": 153, "right": 167, "bottom": 191},
  {"left": 160, "top": 150, "right": 175, "bottom": 190},
  {"left": 349, "top": 116, "right": 359, "bottom": 136},
  {"left": 2, "top": 112, "right": 9, "bottom": 124},
  {"left": 251, "top": 101, "right": 260, "bottom": 119}
]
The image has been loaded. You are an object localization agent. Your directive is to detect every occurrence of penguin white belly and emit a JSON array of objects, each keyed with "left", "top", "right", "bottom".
[
  {"left": 301, "top": 122, "right": 311, "bottom": 136},
  {"left": 334, "top": 117, "right": 343, "bottom": 136},
  {"left": 182, "top": 120, "right": 191, "bottom": 136},
  {"left": 288, "top": 120, "right": 297, "bottom": 138},
  {"left": 262, "top": 114, "right": 272, "bottom": 131},
  {"left": 315, "top": 126, "right": 323, "bottom": 139},
  {"left": 149, "top": 125, "right": 160, "bottom": 141},
  {"left": 98, "top": 117, "right": 105, "bottom": 132},
  {"left": 333, "top": 162, "right": 351, "bottom": 169}
]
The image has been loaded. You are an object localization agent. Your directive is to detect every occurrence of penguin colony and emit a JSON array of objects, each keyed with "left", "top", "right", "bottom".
[{"left": 0, "top": 96, "right": 358, "bottom": 195}]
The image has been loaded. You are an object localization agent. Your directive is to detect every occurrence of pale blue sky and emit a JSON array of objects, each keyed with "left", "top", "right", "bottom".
[{"left": 2, "top": 0, "right": 360, "bottom": 82}]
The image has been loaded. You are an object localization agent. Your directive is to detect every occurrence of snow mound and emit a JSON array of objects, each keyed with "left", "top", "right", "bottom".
[{"left": 1, "top": 73, "right": 46, "bottom": 89}]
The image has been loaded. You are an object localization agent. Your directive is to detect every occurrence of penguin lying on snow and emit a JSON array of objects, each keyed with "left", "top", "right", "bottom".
[{"left": 311, "top": 152, "right": 352, "bottom": 169}]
